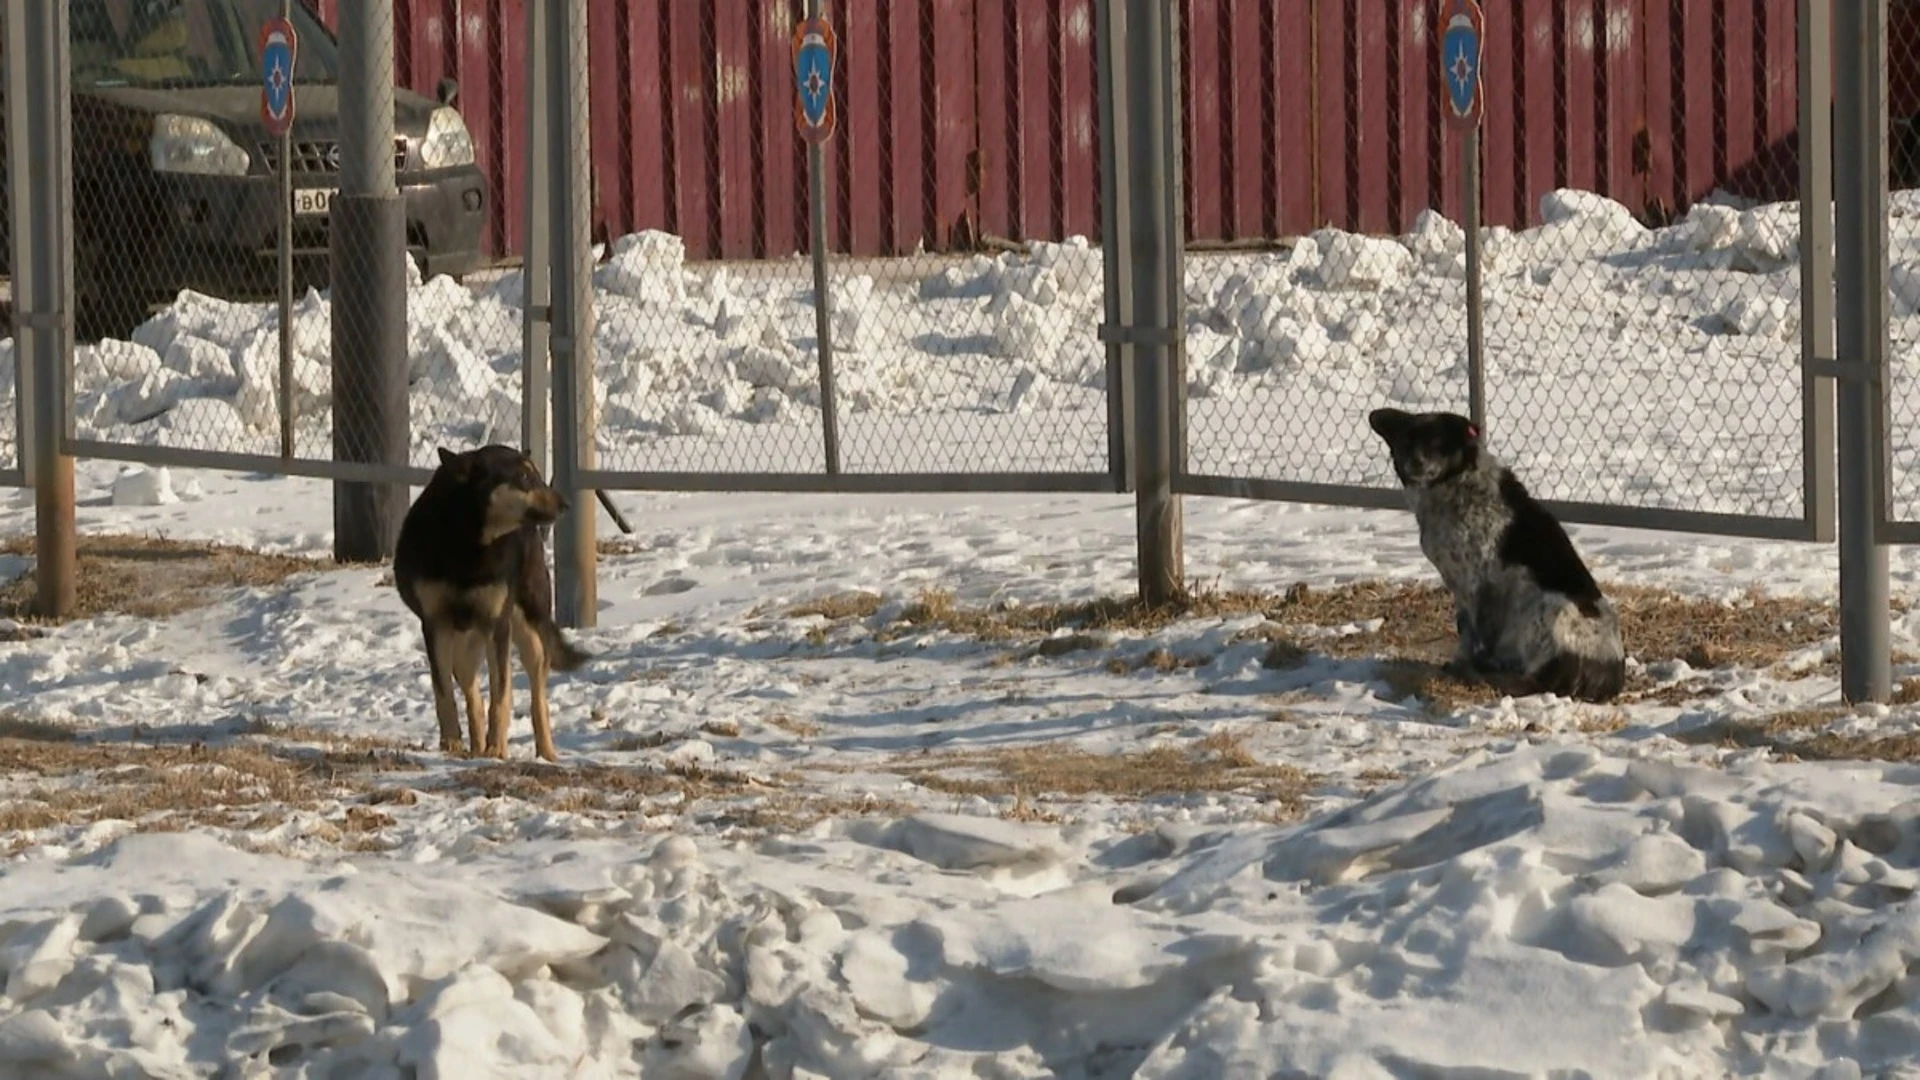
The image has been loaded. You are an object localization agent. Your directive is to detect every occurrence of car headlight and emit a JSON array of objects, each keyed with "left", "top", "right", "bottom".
[
  {"left": 148, "top": 114, "right": 250, "bottom": 177},
  {"left": 419, "top": 106, "right": 475, "bottom": 169}
]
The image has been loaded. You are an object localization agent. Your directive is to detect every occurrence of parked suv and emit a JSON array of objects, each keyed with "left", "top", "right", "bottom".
[{"left": 2, "top": 0, "right": 491, "bottom": 340}]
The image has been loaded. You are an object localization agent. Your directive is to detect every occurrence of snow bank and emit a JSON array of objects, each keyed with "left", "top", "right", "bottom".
[
  {"left": 6, "top": 743, "right": 1920, "bottom": 1076},
  {"left": 109, "top": 465, "right": 178, "bottom": 506}
]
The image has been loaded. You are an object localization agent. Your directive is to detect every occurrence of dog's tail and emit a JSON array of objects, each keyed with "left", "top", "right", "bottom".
[{"left": 540, "top": 619, "right": 592, "bottom": 672}]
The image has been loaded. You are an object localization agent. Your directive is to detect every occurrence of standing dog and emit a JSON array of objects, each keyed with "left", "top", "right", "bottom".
[
  {"left": 394, "top": 445, "right": 590, "bottom": 761},
  {"left": 1366, "top": 407, "right": 1626, "bottom": 703}
]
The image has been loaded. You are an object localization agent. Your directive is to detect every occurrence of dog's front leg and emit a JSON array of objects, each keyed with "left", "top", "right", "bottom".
[
  {"left": 1470, "top": 582, "right": 1517, "bottom": 672},
  {"left": 1445, "top": 600, "right": 1481, "bottom": 678}
]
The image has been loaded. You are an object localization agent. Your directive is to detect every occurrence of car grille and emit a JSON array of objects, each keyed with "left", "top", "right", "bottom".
[{"left": 259, "top": 136, "right": 410, "bottom": 174}]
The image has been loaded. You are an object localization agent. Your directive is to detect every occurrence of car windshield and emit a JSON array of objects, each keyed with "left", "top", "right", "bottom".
[{"left": 71, "top": 0, "right": 340, "bottom": 90}]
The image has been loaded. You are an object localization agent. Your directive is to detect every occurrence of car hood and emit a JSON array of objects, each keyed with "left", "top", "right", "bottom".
[{"left": 78, "top": 82, "right": 444, "bottom": 145}]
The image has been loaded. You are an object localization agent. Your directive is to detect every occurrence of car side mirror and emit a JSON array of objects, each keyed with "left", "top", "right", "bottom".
[{"left": 436, "top": 77, "right": 458, "bottom": 107}]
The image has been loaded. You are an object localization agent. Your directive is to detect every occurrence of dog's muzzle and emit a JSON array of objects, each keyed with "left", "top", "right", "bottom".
[{"left": 528, "top": 488, "right": 569, "bottom": 522}]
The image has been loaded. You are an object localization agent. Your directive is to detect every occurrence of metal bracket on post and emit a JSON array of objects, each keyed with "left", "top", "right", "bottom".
[
  {"left": 1803, "top": 358, "right": 1881, "bottom": 384},
  {"left": 1097, "top": 324, "right": 1182, "bottom": 348}
]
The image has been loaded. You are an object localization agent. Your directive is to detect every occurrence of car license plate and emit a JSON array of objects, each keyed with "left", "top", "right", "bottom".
[{"left": 292, "top": 187, "right": 336, "bottom": 216}]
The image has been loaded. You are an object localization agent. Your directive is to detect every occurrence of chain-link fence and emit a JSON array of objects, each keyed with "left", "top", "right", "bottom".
[
  {"left": 0, "top": 22, "right": 22, "bottom": 487},
  {"left": 580, "top": 0, "right": 1124, "bottom": 492},
  {"left": 1175, "top": 0, "right": 1831, "bottom": 540},
  {"left": 55, "top": 0, "right": 511, "bottom": 487},
  {"left": 6, "top": 0, "right": 1911, "bottom": 554},
  {"left": 1883, "top": 0, "right": 1920, "bottom": 530},
  {"left": 1, "top": 305, "right": 18, "bottom": 487}
]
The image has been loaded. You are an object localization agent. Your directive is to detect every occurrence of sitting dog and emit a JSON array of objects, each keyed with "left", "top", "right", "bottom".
[
  {"left": 394, "top": 445, "right": 590, "bottom": 761},
  {"left": 1366, "top": 407, "right": 1626, "bottom": 703}
]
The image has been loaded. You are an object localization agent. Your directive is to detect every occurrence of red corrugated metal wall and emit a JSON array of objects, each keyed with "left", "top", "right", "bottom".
[
  {"left": 1181, "top": 0, "right": 1806, "bottom": 241},
  {"left": 311, "top": 1, "right": 1886, "bottom": 262}
]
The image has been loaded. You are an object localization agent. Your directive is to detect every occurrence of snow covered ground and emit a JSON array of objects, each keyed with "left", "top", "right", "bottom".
[{"left": 6, "top": 187, "right": 1920, "bottom": 1075}]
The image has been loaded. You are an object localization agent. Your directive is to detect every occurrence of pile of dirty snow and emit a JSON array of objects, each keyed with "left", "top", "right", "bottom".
[{"left": 4, "top": 742, "right": 1919, "bottom": 1077}]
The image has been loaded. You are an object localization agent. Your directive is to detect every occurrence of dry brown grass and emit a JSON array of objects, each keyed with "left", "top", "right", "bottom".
[
  {"left": 872, "top": 579, "right": 1852, "bottom": 714},
  {"left": 1670, "top": 706, "right": 1853, "bottom": 751},
  {"left": 765, "top": 713, "right": 823, "bottom": 739},
  {"left": 0, "top": 533, "right": 327, "bottom": 622},
  {"left": 608, "top": 730, "right": 677, "bottom": 752},
  {"left": 1574, "top": 711, "right": 1633, "bottom": 735},
  {"left": 1194, "top": 728, "right": 1261, "bottom": 767},
  {"left": 785, "top": 590, "right": 885, "bottom": 622},
  {"left": 896, "top": 740, "right": 1316, "bottom": 817},
  {"left": 885, "top": 584, "right": 1282, "bottom": 644},
  {"left": 1790, "top": 732, "right": 1920, "bottom": 762},
  {"left": 441, "top": 758, "right": 759, "bottom": 814},
  {"left": 240, "top": 718, "right": 417, "bottom": 755},
  {"left": 435, "top": 759, "right": 917, "bottom": 833},
  {"left": 0, "top": 736, "right": 398, "bottom": 843},
  {"left": 883, "top": 580, "right": 1843, "bottom": 668},
  {"left": 1372, "top": 659, "right": 1489, "bottom": 713},
  {"left": 1665, "top": 705, "right": 1920, "bottom": 763},
  {"left": 0, "top": 714, "right": 78, "bottom": 742},
  {"left": 718, "top": 792, "right": 922, "bottom": 833}
]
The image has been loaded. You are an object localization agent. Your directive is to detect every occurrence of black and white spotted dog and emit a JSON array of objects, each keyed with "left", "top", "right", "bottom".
[{"left": 1367, "top": 407, "right": 1626, "bottom": 703}]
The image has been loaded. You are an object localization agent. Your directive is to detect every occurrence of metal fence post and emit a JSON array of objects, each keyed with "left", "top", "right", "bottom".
[
  {"left": 1833, "top": 0, "right": 1892, "bottom": 703},
  {"left": 5, "top": 0, "right": 76, "bottom": 618},
  {"left": 1801, "top": 0, "right": 1837, "bottom": 545},
  {"left": 522, "top": 0, "right": 551, "bottom": 474},
  {"left": 549, "top": 0, "right": 598, "bottom": 628},
  {"left": 1162, "top": 0, "right": 1189, "bottom": 496},
  {"left": 803, "top": 0, "right": 842, "bottom": 476},
  {"left": 331, "top": 0, "right": 409, "bottom": 562},
  {"left": 1097, "top": 0, "right": 1134, "bottom": 491},
  {"left": 1125, "top": 0, "right": 1184, "bottom": 605}
]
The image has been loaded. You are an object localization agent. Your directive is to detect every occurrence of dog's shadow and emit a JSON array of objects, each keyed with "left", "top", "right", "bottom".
[{"left": 1372, "top": 656, "right": 1542, "bottom": 713}]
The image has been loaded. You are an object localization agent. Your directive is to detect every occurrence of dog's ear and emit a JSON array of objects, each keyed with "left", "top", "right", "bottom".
[
  {"left": 436, "top": 446, "right": 460, "bottom": 468},
  {"left": 1368, "top": 408, "right": 1412, "bottom": 443},
  {"left": 1445, "top": 414, "right": 1480, "bottom": 447}
]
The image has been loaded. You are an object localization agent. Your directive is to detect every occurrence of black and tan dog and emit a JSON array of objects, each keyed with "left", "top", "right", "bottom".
[{"left": 394, "top": 445, "right": 590, "bottom": 761}]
